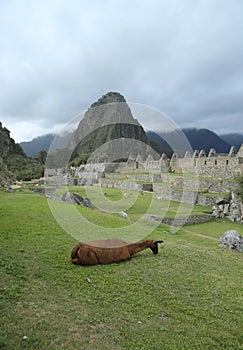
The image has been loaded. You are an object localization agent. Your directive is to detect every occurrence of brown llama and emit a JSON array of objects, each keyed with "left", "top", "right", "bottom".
[{"left": 71, "top": 238, "right": 164, "bottom": 266}]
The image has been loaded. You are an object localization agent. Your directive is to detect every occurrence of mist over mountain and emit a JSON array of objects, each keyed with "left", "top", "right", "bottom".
[
  {"left": 149, "top": 128, "right": 231, "bottom": 154},
  {"left": 220, "top": 133, "right": 243, "bottom": 150},
  {"left": 20, "top": 134, "right": 55, "bottom": 157},
  {"left": 182, "top": 128, "right": 230, "bottom": 153},
  {"left": 20, "top": 132, "right": 72, "bottom": 157},
  {"left": 20, "top": 126, "right": 242, "bottom": 160},
  {"left": 146, "top": 131, "right": 173, "bottom": 154}
]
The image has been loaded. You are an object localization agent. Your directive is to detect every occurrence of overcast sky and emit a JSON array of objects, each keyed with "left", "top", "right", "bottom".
[{"left": 0, "top": 0, "right": 243, "bottom": 142}]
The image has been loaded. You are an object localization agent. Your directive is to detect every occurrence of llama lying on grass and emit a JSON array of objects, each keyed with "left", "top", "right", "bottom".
[{"left": 71, "top": 238, "right": 164, "bottom": 266}]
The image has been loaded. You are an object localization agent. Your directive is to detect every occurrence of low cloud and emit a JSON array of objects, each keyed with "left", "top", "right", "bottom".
[{"left": 0, "top": 0, "right": 243, "bottom": 141}]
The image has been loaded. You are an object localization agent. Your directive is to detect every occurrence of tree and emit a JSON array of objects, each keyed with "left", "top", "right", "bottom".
[{"left": 34, "top": 150, "right": 47, "bottom": 165}]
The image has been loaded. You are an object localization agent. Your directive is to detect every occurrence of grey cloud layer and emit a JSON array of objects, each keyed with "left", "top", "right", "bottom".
[{"left": 0, "top": 0, "right": 242, "bottom": 141}]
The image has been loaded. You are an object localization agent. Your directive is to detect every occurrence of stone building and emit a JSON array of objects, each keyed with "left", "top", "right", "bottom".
[{"left": 125, "top": 144, "right": 243, "bottom": 179}]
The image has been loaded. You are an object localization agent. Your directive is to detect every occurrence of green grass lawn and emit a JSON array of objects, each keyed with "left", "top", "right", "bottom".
[
  {"left": 57, "top": 185, "right": 210, "bottom": 221},
  {"left": 0, "top": 189, "right": 243, "bottom": 350}
]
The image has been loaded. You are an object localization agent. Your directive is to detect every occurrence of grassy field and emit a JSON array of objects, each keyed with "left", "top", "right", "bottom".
[
  {"left": 0, "top": 188, "right": 243, "bottom": 350},
  {"left": 57, "top": 185, "right": 209, "bottom": 221}
]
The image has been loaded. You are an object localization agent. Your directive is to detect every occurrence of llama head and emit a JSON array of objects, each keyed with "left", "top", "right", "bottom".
[{"left": 150, "top": 240, "right": 164, "bottom": 254}]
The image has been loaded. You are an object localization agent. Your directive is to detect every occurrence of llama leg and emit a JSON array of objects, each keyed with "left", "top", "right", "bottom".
[{"left": 72, "top": 258, "right": 81, "bottom": 265}]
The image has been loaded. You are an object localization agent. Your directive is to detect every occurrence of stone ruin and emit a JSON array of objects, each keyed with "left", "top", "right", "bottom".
[
  {"left": 123, "top": 144, "right": 243, "bottom": 179},
  {"left": 44, "top": 144, "right": 243, "bottom": 216}
]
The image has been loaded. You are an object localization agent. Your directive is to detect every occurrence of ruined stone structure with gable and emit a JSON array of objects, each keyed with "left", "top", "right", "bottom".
[
  {"left": 124, "top": 144, "right": 243, "bottom": 179},
  {"left": 67, "top": 144, "right": 243, "bottom": 207}
]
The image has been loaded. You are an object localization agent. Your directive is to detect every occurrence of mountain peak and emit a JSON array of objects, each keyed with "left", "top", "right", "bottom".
[
  {"left": 70, "top": 91, "right": 137, "bottom": 150},
  {"left": 67, "top": 92, "right": 169, "bottom": 164},
  {"left": 90, "top": 92, "right": 126, "bottom": 108},
  {"left": 0, "top": 122, "right": 25, "bottom": 157}
]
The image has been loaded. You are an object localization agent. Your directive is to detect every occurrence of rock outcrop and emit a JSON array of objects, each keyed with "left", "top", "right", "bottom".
[
  {"left": 219, "top": 230, "right": 243, "bottom": 252},
  {"left": 61, "top": 192, "right": 92, "bottom": 208},
  {"left": 0, "top": 122, "right": 25, "bottom": 157},
  {"left": 212, "top": 200, "right": 243, "bottom": 222},
  {"left": 0, "top": 122, "right": 26, "bottom": 185}
]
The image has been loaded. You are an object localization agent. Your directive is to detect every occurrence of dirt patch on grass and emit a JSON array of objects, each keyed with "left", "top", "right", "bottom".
[{"left": 184, "top": 230, "right": 218, "bottom": 241}]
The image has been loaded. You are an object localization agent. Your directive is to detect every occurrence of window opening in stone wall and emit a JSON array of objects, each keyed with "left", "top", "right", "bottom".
[{"left": 215, "top": 160, "right": 217, "bottom": 165}]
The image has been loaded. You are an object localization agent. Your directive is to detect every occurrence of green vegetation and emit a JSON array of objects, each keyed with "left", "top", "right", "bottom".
[
  {"left": 69, "top": 153, "right": 89, "bottom": 166},
  {"left": 0, "top": 188, "right": 242, "bottom": 350},
  {"left": 0, "top": 122, "right": 45, "bottom": 183},
  {"left": 4, "top": 154, "right": 45, "bottom": 181},
  {"left": 57, "top": 186, "right": 209, "bottom": 223}
]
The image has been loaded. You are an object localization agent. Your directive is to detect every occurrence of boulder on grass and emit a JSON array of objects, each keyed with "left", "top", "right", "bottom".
[
  {"left": 119, "top": 211, "right": 131, "bottom": 220},
  {"left": 219, "top": 230, "right": 243, "bottom": 252},
  {"left": 61, "top": 192, "right": 92, "bottom": 208}
]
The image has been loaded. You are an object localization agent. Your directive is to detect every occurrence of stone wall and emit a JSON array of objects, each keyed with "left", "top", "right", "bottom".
[
  {"left": 159, "top": 174, "right": 236, "bottom": 193},
  {"left": 153, "top": 184, "right": 198, "bottom": 205},
  {"left": 147, "top": 214, "right": 213, "bottom": 226},
  {"left": 100, "top": 177, "right": 219, "bottom": 205},
  {"left": 101, "top": 178, "right": 142, "bottom": 191},
  {"left": 196, "top": 194, "right": 224, "bottom": 206},
  {"left": 76, "top": 170, "right": 237, "bottom": 206},
  {"left": 76, "top": 162, "right": 120, "bottom": 175},
  {"left": 196, "top": 155, "right": 243, "bottom": 179},
  {"left": 121, "top": 172, "right": 237, "bottom": 194},
  {"left": 75, "top": 162, "right": 121, "bottom": 185},
  {"left": 153, "top": 183, "right": 226, "bottom": 206},
  {"left": 77, "top": 171, "right": 102, "bottom": 185}
]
